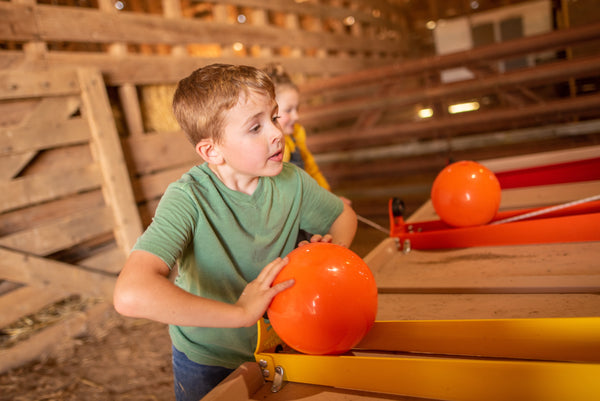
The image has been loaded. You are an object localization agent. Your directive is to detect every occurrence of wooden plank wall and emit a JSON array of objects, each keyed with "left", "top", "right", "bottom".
[
  {"left": 0, "top": 0, "right": 408, "bottom": 227},
  {"left": 0, "top": 0, "right": 405, "bottom": 82},
  {"left": 0, "top": 68, "right": 143, "bottom": 372}
]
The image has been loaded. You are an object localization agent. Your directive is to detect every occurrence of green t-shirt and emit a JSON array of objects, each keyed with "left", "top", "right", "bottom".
[{"left": 132, "top": 162, "right": 343, "bottom": 368}]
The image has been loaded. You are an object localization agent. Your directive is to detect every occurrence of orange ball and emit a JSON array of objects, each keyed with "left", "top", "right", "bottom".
[
  {"left": 268, "top": 243, "right": 378, "bottom": 355},
  {"left": 431, "top": 161, "right": 501, "bottom": 227}
]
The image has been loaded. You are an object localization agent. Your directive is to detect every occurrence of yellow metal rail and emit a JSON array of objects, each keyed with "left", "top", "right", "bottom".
[{"left": 255, "top": 317, "right": 600, "bottom": 401}]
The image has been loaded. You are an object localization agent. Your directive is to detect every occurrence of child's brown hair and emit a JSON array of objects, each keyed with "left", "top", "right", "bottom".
[{"left": 173, "top": 64, "right": 276, "bottom": 145}]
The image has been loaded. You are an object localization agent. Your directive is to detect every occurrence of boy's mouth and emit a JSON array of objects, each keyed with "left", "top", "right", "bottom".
[{"left": 269, "top": 150, "right": 283, "bottom": 162}]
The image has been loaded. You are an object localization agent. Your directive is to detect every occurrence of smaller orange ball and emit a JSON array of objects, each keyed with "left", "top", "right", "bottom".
[
  {"left": 431, "top": 161, "right": 501, "bottom": 227},
  {"left": 268, "top": 243, "right": 378, "bottom": 355}
]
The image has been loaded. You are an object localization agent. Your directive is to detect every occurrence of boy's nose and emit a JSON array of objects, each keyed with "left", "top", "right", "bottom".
[{"left": 271, "top": 124, "right": 284, "bottom": 143}]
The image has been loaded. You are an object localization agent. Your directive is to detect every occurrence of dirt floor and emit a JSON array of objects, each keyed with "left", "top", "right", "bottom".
[{"left": 0, "top": 315, "right": 175, "bottom": 401}]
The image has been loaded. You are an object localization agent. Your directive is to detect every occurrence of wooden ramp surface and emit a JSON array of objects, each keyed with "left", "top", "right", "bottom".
[{"left": 372, "top": 175, "right": 600, "bottom": 321}]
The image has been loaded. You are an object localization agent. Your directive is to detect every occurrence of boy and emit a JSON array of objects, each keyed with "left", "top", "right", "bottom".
[{"left": 113, "top": 64, "right": 357, "bottom": 400}]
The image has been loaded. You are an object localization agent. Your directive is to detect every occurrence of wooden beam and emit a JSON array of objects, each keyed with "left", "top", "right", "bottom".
[
  {"left": 208, "top": 0, "right": 401, "bottom": 29},
  {"left": 301, "top": 54, "right": 600, "bottom": 126},
  {"left": 0, "top": 51, "right": 386, "bottom": 85},
  {"left": 0, "top": 206, "right": 114, "bottom": 256},
  {"left": 1, "top": 2, "right": 398, "bottom": 54},
  {"left": 300, "top": 21, "right": 600, "bottom": 95},
  {"left": 0, "top": 164, "right": 102, "bottom": 214},
  {"left": 77, "top": 68, "right": 143, "bottom": 252},
  {"left": 0, "top": 68, "right": 80, "bottom": 99},
  {"left": 0, "top": 97, "right": 89, "bottom": 155},
  {"left": 306, "top": 92, "right": 600, "bottom": 152},
  {"left": 314, "top": 119, "right": 600, "bottom": 165},
  {"left": 0, "top": 247, "right": 116, "bottom": 297}
]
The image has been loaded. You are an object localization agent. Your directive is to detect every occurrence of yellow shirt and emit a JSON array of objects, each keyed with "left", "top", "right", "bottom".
[{"left": 282, "top": 124, "right": 331, "bottom": 191}]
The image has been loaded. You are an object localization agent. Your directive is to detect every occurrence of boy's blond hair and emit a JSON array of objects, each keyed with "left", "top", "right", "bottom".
[{"left": 173, "top": 64, "right": 276, "bottom": 145}]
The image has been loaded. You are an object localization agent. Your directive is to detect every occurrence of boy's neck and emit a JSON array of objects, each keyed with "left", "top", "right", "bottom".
[{"left": 208, "top": 163, "right": 260, "bottom": 195}]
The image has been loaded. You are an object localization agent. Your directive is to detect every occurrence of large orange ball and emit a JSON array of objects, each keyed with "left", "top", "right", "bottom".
[
  {"left": 268, "top": 243, "right": 378, "bottom": 355},
  {"left": 431, "top": 161, "right": 501, "bottom": 227}
]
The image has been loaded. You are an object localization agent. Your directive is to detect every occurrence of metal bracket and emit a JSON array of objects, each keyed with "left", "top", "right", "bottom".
[{"left": 271, "top": 366, "right": 284, "bottom": 393}]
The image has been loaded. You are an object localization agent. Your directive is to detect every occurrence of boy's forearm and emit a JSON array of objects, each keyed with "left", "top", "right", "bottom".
[
  {"left": 113, "top": 251, "right": 250, "bottom": 328},
  {"left": 328, "top": 202, "right": 357, "bottom": 247}
]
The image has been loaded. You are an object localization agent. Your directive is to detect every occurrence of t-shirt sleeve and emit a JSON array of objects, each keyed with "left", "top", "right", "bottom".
[
  {"left": 295, "top": 168, "right": 344, "bottom": 235},
  {"left": 132, "top": 184, "right": 197, "bottom": 269}
]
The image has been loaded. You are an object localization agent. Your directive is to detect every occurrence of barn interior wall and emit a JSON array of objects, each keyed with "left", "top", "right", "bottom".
[{"left": 1, "top": 0, "right": 600, "bottom": 371}]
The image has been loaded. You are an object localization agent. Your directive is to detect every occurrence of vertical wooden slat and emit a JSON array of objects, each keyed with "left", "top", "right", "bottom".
[
  {"left": 250, "top": 8, "right": 273, "bottom": 58},
  {"left": 284, "top": 12, "right": 303, "bottom": 59},
  {"left": 14, "top": 0, "right": 48, "bottom": 57},
  {"left": 163, "top": 0, "right": 188, "bottom": 56},
  {"left": 77, "top": 68, "right": 143, "bottom": 252},
  {"left": 97, "top": 0, "right": 145, "bottom": 137},
  {"left": 214, "top": 3, "right": 234, "bottom": 57}
]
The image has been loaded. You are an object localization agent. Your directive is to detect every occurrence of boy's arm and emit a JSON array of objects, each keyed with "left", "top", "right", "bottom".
[
  {"left": 113, "top": 250, "right": 293, "bottom": 328},
  {"left": 327, "top": 201, "right": 357, "bottom": 247}
]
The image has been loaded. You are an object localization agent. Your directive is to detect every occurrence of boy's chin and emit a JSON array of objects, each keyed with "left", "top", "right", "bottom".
[{"left": 264, "top": 162, "right": 284, "bottom": 176}]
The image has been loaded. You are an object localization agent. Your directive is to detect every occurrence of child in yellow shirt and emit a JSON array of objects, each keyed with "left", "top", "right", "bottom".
[{"left": 263, "top": 63, "right": 331, "bottom": 190}]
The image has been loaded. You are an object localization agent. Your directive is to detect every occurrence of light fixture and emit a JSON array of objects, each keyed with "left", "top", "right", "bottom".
[
  {"left": 448, "top": 101, "right": 480, "bottom": 114},
  {"left": 418, "top": 108, "right": 434, "bottom": 118}
]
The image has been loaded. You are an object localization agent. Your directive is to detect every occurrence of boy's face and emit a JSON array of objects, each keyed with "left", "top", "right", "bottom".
[
  {"left": 216, "top": 91, "right": 284, "bottom": 181},
  {"left": 276, "top": 88, "right": 299, "bottom": 136}
]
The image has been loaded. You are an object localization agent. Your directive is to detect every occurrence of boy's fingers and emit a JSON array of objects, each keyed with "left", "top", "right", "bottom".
[
  {"left": 321, "top": 234, "right": 333, "bottom": 243},
  {"left": 271, "top": 278, "right": 294, "bottom": 294},
  {"left": 256, "top": 257, "right": 288, "bottom": 283},
  {"left": 308, "top": 234, "right": 332, "bottom": 243}
]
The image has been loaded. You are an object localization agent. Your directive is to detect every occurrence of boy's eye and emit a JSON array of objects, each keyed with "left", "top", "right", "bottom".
[
  {"left": 273, "top": 115, "right": 281, "bottom": 123},
  {"left": 250, "top": 124, "right": 261, "bottom": 132}
]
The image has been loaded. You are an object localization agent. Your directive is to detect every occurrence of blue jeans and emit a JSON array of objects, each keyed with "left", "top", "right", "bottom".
[{"left": 172, "top": 345, "right": 234, "bottom": 401}]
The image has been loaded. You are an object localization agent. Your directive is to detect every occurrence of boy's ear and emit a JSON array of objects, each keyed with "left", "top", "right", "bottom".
[{"left": 195, "top": 139, "right": 224, "bottom": 164}]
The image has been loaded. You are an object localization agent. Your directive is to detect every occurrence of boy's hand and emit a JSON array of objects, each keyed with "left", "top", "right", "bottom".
[
  {"left": 296, "top": 233, "right": 333, "bottom": 248},
  {"left": 235, "top": 257, "right": 294, "bottom": 327}
]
